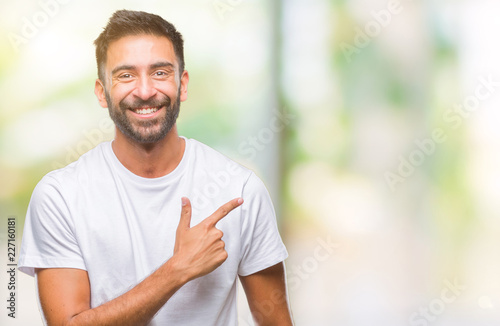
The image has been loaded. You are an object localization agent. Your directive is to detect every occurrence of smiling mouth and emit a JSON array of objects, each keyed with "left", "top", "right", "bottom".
[{"left": 132, "top": 106, "right": 161, "bottom": 115}]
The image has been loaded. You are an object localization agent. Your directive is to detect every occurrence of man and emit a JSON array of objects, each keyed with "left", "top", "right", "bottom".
[{"left": 19, "top": 9, "right": 293, "bottom": 326}]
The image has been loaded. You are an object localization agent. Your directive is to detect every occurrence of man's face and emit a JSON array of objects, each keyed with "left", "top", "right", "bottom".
[{"left": 95, "top": 34, "right": 188, "bottom": 143}]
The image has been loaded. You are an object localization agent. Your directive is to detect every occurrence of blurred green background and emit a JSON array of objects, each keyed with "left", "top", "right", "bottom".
[{"left": 1, "top": 0, "right": 500, "bottom": 325}]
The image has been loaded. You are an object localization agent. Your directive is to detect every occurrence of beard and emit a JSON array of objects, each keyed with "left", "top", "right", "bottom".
[{"left": 105, "top": 89, "right": 180, "bottom": 143}]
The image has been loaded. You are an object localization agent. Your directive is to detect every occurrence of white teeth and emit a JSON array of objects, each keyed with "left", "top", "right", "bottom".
[{"left": 134, "top": 107, "right": 159, "bottom": 115}]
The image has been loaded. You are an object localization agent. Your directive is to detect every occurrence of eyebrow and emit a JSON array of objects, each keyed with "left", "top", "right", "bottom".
[
  {"left": 111, "top": 61, "right": 175, "bottom": 76},
  {"left": 151, "top": 61, "right": 175, "bottom": 70}
]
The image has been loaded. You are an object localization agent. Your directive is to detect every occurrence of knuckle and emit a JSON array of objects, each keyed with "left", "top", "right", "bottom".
[
  {"left": 202, "top": 221, "right": 211, "bottom": 230},
  {"left": 219, "top": 207, "right": 228, "bottom": 216},
  {"left": 208, "top": 229, "right": 217, "bottom": 238}
]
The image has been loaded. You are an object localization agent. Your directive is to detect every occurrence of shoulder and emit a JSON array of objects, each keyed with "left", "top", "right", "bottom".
[
  {"left": 35, "top": 142, "right": 110, "bottom": 196},
  {"left": 185, "top": 138, "right": 273, "bottom": 204},
  {"left": 186, "top": 137, "right": 254, "bottom": 183}
]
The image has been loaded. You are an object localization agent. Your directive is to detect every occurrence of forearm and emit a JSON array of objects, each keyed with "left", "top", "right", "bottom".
[
  {"left": 248, "top": 294, "right": 293, "bottom": 326},
  {"left": 65, "top": 259, "right": 187, "bottom": 326}
]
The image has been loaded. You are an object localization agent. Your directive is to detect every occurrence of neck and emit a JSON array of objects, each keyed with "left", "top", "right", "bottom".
[{"left": 111, "top": 125, "right": 185, "bottom": 178}]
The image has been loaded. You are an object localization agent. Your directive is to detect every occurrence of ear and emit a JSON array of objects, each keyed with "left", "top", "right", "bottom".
[
  {"left": 179, "top": 70, "right": 189, "bottom": 102},
  {"left": 94, "top": 79, "right": 108, "bottom": 108}
]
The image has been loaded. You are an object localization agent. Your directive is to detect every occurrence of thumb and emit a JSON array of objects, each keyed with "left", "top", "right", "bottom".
[{"left": 177, "top": 197, "right": 192, "bottom": 232}]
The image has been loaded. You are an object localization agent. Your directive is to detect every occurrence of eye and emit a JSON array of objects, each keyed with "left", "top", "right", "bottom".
[{"left": 119, "top": 73, "right": 132, "bottom": 79}]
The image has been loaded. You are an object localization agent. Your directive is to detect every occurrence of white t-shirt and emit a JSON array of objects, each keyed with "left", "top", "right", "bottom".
[{"left": 19, "top": 137, "right": 288, "bottom": 325}]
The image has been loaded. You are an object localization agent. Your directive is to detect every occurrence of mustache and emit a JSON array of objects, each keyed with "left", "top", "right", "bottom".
[{"left": 119, "top": 96, "right": 171, "bottom": 110}]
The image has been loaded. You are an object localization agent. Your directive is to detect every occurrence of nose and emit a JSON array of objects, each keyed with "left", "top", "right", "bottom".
[{"left": 133, "top": 75, "right": 158, "bottom": 100}]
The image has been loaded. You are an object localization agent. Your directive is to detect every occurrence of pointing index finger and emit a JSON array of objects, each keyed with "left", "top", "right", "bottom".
[
  {"left": 207, "top": 198, "right": 243, "bottom": 226},
  {"left": 177, "top": 197, "right": 192, "bottom": 231}
]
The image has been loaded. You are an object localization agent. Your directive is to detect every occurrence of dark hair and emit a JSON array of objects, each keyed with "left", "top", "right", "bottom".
[{"left": 94, "top": 10, "right": 185, "bottom": 82}]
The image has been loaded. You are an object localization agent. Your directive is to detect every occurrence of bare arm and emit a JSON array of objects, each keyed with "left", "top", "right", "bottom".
[
  {"left": 240, "top": 262, "right": 294, "bottom": 326},
  {"left": 37, "top": 261, "right": 184, "bottom": 326},
  {"left": 36, "top": 197, "right": 243, "bottom": 326}
]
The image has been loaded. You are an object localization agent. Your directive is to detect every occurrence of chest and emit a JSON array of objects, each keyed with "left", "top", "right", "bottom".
[{"left": 68, "top": 179, "right": 242, "bottom": 277}]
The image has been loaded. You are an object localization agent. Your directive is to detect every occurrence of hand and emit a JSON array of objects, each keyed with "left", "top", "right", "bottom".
[{"left": 172, "top": 197, "right": 244, "bottom": 282}]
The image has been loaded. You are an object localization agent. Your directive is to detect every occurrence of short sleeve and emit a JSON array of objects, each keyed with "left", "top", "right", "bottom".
[
  {"left": 238, "top": 172, "right": 288, "bottom": 276},
  {"left": 18, "top": 175, "right": 86, "bottom": 277}
]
